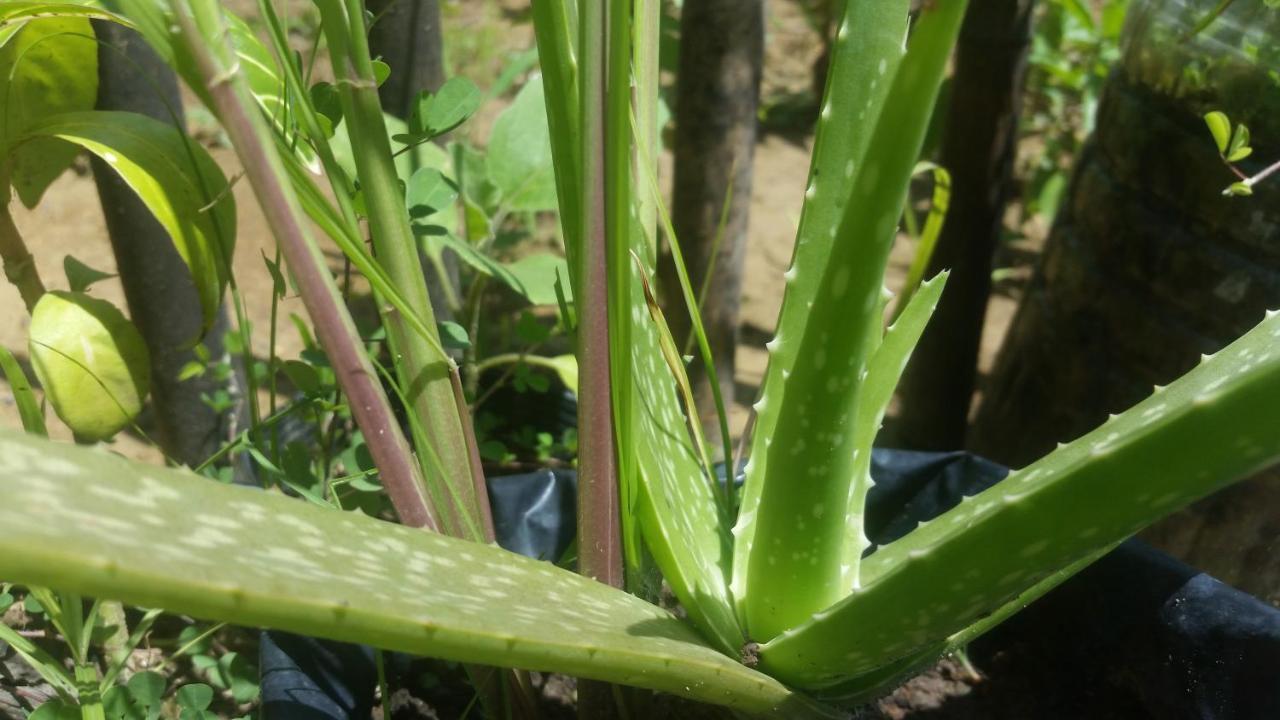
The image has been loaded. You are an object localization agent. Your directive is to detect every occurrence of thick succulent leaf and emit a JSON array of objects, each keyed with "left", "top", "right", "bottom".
[
  {"left": 0, "top": 430, "right": 840, "bottom": 719},
  {"left": 9, "top": 111, "right": 236, "bottom": 339},
  {"left": 0, "top": 15, "right": 98, "bottom": 206},
  {"left": 629, "top": 255, "right": 743, "bottom": 656},
  {"left": 742, "top": 0, "right": 965, "bottom": 642},
  {"left": 760, "top": 310, "right": 1280, "bottom": 688},
  {"left": 840, "top": 272, "right": 948, "bottom": 589},
  {"left": 28, "top": 291, "right": 149, "bottom": 440},
  {"left": 731, "top": 0, "right": 912, "bottom": 629}
]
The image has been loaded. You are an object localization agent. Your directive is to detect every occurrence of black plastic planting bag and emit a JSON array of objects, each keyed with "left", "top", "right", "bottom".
[{"left": 260, "top": 451, "right": 1280, "bottom": 719}]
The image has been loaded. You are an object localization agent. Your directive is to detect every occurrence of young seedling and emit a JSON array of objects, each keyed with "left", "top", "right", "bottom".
[{"left": 1204, "top": 110, "right": 1280, "bottom": 196}]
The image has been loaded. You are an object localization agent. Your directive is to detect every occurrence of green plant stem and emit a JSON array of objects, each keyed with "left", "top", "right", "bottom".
[
  {"left": 0, "top": 184, "right": 45, "bottom": 312},
  {"left": 170, "top": 0, "right": 441, "bottom": 532},
  {"left": 531, "top": 0, "right": 582, "bottom": 270},
  {"left": 314, "top": 0, "right": 490, "bottom": 543}
]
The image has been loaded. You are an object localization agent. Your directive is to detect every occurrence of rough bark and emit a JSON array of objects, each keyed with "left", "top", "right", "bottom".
[
  {"left": 889, "top": 0, "right": 1035, "bottom": 452},
  {"left": 90, "top": 21, "right": 244, "bottom": 468},
  {"left": 970, "top": 68, "right": 1280, "bottom": 604},
  {"left": 659, "top": 0, "right": 764, "bottom": 453}
]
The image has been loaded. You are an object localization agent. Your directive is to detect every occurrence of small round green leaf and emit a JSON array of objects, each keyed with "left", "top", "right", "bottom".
[
  {"left": 126, "top": 670, "right": 167, "bottom": 709},
  {"left": 371, "top": 59, "right": 390, "bottom": 87},
  {"left": 27, "top": 699, "right": 79, "bottom": 720},
  {"left": 175, "top": 684, "right": 213, "bottom": 712},
  {"left": 411, "top": 76, "right": 482, "bottom": 139},
  {"left": 1204, "top": 111, "right": 1231, "bottom": 154},
  {"left": 28, "top": 291, "right": 150, "bottom": 441}
]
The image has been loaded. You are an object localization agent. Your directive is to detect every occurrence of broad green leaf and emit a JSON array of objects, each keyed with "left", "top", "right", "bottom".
[
  {"left": 0, "top": 15, "right": 98, "bottom": 206},
  {"left": 0, "top": 344, "right": 47, "bottom": 436},
  {"left": 330, "top": 111, "right": 452, "bottom": 186},
  {"left": 64, "top": 254, "right": 117, "bottom": 292},
  {"left": 840, "top": 273, "right": 948, "bottom": 588},
  {"left": 9, "top": 111, "right": 236, "bottom": 338},
  {"left": 0, "top": 430, "right": 839, "bottom": 719},
  {"left": 309, "top": 81, "right": 343, "bottom": 138},
  {"left": 486, "top": 76, "right": 558, "bottom": 212},
  {"left": 500, "top": 253, "right": 573, "bottom": 306},
  {"left": 762, "top": 310, "right": 1280, "bottom": 688},
  {"left": 410, "top": 76, "right": 482, "bottom": 139},
  {"left": 28, "top": 291, "right": 149, "bottom": 441},
  {"left": 405, "top": 166, "right": 459, "bottom": 237},
  {"left": 1204, "top": 111, "right": 1231, "bottom": 154}
]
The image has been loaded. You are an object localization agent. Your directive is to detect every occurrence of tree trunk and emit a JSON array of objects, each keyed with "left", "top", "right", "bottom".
[
  {"left": 367, "top": 0, "right": 446, "bottom": 119},
  {"left": 91, "top": 21, "right": 245, "bottom": 469},
  {"left": 659, "top": 0, "right": 764, "bottom": 454},
  {"left": 888, "top": 0, "right": 1035, "bottom": 452},
  {"left": 970, "top": 7, "right": 1280, "bottom": 603},
  {"left": 367, "top": 0, "right": 457, "bottom": 321}
]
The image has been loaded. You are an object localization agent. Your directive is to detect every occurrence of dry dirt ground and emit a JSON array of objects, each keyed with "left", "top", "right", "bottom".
[{"left": 0, "top": 0, "right": 1034, "bottom": 461}]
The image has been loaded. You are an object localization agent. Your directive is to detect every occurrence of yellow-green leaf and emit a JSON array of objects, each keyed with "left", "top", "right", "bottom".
[
  {"left": 0, "top": 15, "right": 98, "bottom": 206},
  {"left": 28, "top": 291, "right": 149, "bottom": 441},
  {"left": 11, "top": 111, "right": 237, "bottom": 340},
  {"left": 1204, "top": 111, "right": 1231, "bottom": 154}
]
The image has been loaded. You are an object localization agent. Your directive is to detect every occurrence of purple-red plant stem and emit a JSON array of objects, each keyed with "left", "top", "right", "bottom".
[
  {"left": 171, "top": 4, "right": 440, "bottom": 532},
  {"left": 576, "top": 0, "right": 623, "bottom": 592}
]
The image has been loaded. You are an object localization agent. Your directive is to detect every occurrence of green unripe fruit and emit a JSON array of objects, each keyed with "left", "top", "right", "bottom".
[{"left": 28, "top": 291, "right": 149, "bottom": 441}]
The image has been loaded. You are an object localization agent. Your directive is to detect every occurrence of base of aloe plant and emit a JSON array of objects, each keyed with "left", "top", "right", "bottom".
[{"left": 259, "top": 452, "right": 1280, "bottom": 718}]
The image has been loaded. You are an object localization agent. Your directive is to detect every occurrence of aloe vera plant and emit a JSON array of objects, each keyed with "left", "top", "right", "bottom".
[{"left": 3, "top": 0, "right": 1280, "bottom": 717}]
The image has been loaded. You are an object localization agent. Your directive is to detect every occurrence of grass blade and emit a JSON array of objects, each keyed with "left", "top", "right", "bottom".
[{"left": 0, "top": 345, "right": 46, "bottom": 435}]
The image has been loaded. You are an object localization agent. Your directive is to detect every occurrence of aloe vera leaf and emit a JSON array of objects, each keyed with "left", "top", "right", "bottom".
[
  {"left": 760, "top": 310, "right": 1280, "bottom": 688},
  {"left": 7, "top": 111, "right": 235, "bottom": 338},
  {"left": 731, "top": 0, "right": 911, "bottom": 628},
  {"left": 743, "top": 0, "right": 966, "bottom": 642},
  {"left": 840, "top": 272, "right": 948, "bottom": 589},
  {"left": 0, "top": 431, "right": 843, "bottom": 719}
]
